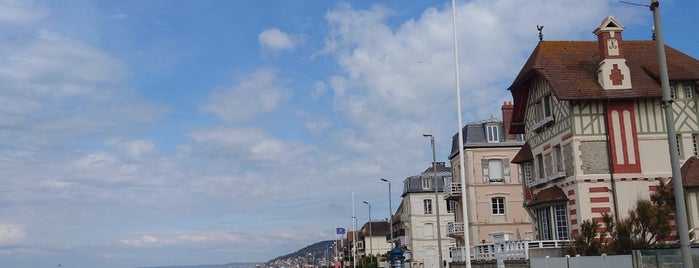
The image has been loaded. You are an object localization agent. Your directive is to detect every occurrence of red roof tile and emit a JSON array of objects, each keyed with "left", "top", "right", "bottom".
[{"left": 508, "top": 41, "right": 699, "bottom": 133}]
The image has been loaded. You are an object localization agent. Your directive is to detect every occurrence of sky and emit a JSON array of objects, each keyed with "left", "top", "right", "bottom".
[{"left": 0, "top": 0, "right": 697, "bottom": 267}]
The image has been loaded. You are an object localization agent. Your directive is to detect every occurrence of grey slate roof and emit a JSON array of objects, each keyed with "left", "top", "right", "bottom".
[
  {"left": 401, "top": 162, "right": 452, "bottom": 197},
  {"left": 449, "top": 118, "right": 524, "bottom": 159}
]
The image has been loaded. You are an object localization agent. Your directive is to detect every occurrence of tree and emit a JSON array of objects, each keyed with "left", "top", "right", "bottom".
[
  {"left": 567, "top": 219, "right": 602, "bottom": 256},
  {"left": 599, "top": 180, "right": 675, "bottom": 254}
]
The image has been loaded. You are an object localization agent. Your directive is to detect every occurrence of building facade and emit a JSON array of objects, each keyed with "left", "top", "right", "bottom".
[
  {"left": 508, "top": 16, "right": 699, "bottom": 242},
  {"left": 447, "top": 102, "right": 532, "bottom": 264},
  {"left": 393, "top": 162, "right": 455, "bottom": 268}
]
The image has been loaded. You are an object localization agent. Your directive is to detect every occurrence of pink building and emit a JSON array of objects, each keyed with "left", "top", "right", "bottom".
[{"left": 447, "top": 102, "right": 533, "bottom": 264}]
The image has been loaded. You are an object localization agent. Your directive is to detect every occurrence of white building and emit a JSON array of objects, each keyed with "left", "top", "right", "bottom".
[{"left": 393, "top": 162, "right": 455, "bottom": 268}]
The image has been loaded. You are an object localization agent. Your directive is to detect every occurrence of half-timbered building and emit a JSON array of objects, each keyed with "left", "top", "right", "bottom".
[{"left": 508, "top": 16, "right": 699, "bottom": 241}]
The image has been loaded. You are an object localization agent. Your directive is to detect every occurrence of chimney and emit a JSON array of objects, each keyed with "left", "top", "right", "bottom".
[
  {"left": 501, "top": 101, "right": 517, "bottom": 141},
  {"left": 593, "top": 15, "right": 632, "bottom": 90}
]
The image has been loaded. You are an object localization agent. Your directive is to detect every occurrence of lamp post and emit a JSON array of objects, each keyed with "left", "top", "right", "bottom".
[
  {"left": 423, "top": 133, "right": 444, "bottom": 268},
  {"left": 651, "top": 1, "right": 692, "bottom": 267},
  {"left": 380, "top": 178, "right": 393, "bottom": 245},
  {"left": 362, "top": 201, "right": 373, "bottom": 260}
]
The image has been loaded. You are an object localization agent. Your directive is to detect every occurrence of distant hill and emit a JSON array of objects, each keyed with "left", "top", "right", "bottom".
[
  {"left": 139, "top": 263, "right": 262, "bottom": 268},
  {"left": 268, "top": 240, "right": 335, "bottom": 263}
]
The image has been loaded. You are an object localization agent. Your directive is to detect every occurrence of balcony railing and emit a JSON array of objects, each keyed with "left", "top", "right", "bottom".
[
  {"left": 472, "top": 239, "right": 570, "bottom": 261},
  {"left": 446, "top": 222, "right": 464, "bottom": 237},
  {"left": 444, "top": 181, "right": 462, "bottom": 200},
  {"left": 450, "top": 247, "right": 468, "bottom": 262},
  {"left": 525, "top": 171, "right": 566, "bottom": 187}
]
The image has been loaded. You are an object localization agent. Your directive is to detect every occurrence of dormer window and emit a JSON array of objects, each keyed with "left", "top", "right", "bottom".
[
  {"left": 486, "top": 125, "right": 499, "bottom": 143},
  {"left": 421, "top": 177, "right": 431, "bottom": 190}
]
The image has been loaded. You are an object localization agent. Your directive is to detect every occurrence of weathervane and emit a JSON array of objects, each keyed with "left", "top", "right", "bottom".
[{"left": 537, "top": 25, "right": 544, "bottom": 41}]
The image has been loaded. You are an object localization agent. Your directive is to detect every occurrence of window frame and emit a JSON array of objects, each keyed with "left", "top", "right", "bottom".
[
  {"left": 491, "top": 197, "right": 505, "bottom": 215},
  {"left": 684, "top": 85, "right": 694, "bottom": 99},
  {"left": 423, "top": 199, "right": 433, "bottom": 214},
  {"left": 421, "top": 177, "right": 431, "bottom": 190},
  {"left": 486, "top": 124, "right": 499, "bottom": 143}
]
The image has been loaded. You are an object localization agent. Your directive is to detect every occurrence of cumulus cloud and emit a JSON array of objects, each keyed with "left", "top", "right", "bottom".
[
  {"left": 200, "top": 68, "right": 291, "bottom": 122},
  {"left": 258, "top": 28, "right": 299, "bottom": 51}
]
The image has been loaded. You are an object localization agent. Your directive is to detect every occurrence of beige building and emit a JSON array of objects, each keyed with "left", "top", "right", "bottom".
[
  {"left": 507, "top": 16, "right": 699, "bottom": 242},
  {"left": 446, "top": 102, "right": 533, "bottom": 264}
]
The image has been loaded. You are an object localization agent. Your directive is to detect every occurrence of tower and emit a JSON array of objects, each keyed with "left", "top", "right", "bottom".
[{"left": 594, "top": 16, "right": 632, "bottom": 90}]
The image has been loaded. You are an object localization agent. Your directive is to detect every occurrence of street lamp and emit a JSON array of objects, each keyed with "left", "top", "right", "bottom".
[
  {"left": 362, "top": 201, "right": 373, "bottom": 260},
  {"left": 380, "top": 178, "right": 393, "bottom": 245},
  {"left": 423, "top": 133, "right": 444, "bottom": 268}
]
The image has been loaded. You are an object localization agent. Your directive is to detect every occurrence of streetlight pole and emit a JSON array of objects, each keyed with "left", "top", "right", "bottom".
[
  {"left": 362, "top": 201, "right": 373, "bottom": 260},
  {"left": 380, "top": 178, "right": 393, "bottom": 246},
  {"left": 423, "top": 133, "right": 444, "bottom": 268},
  {"left": 651, "top": 1, "right": 693, "bottom": 267}
]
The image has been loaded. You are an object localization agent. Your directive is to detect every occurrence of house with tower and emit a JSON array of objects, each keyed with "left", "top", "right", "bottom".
[{"left": 508, "top": 15, "right": 699, "bottom": 242}]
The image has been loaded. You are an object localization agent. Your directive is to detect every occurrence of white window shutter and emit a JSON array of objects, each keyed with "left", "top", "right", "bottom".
[{"left": 482, "top": 159, "right": 489, "bottom": 183}]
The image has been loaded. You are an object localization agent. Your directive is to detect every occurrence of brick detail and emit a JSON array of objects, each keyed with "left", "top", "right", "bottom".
[
  {"left": 591, "top": 207, "right": 611, "bottom": 213},
  {"left": 649, "top": 185, "right": 658, "bottom": 191},
  {"left": 589, "top": 187, "right": 608, "bottom": 193},
  {"left": 570, "top": 209, "right": 577, "bottom": 215},
  {"left": 568, "top": 190, "right": 575, "bottom": 196},
  {"left": 571, "top": 219, "right": 578, "bottom": 225},
  {"left": 590, "top": 197, "right": 610, "bottom": 203},
  {"left": 569, "top": 199, "right": 576, "bottom": 205},
  {"left": 592, "top": 217, "right": 605, "bottom": 223}
]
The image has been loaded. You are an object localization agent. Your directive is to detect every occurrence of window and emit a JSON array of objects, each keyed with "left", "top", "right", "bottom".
[
  {"left": 422, "top": 177, "right": 431, "bottom": 190},
  {"left": 670, "top": 85, "right": 677, "bottom": 99},
  {"left": 554, "top": 204, "right": 569, "bottom": 240},
  {"left": 523, "top": 162, "right": 532, "bottom": 184},
  {"left": 537, "top": 208, "right": 550, "bottom": 240},
  {"left": 536, "top": 205, "right": 569, "bottom": 240},
  {"left": 543, "top": 95, "right": 552, "bottom": 117},
  {"left": 491, "top": 197, "right": 505, "bottom": 215},
  {"left": 482, "top": 158, "right": 510, "bottom": 183},
  {"left": 536, "top": 154, "right": 545, "bottom": 179},
  {"left": 554, "top": 145, "right": 563, "bottom": 173},
  {"left": 516, "top": 133, "right": 525, "bottom": 142},
  {"left": 677, "top": 134, "right": 683, "bottom": 158},
  {"left": 489, "top": 159, "right": 503, "bottom": 182},
  {"left": 425, "top": 223, "right": 434, "bottom": 237},
  {"left": 446, "top": 200, "right": 456, "bottom": 213},
  {"left": 685, "top": 85, "right": 694, "bottom": 99},
  {"left": 486, "top": 125, "right": 499, "bottom": 143},
  {"left": 423, "top": 199, "right": 433, "bottom": 214},
  {"left": 693, "top": 134, "right": 698, "bottom": 156}
]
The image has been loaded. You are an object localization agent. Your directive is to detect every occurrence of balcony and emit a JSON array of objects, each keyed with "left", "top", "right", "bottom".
[
  {"left": 444, "top": 181, "right": 462, "bottom": 200},
  {"left": 446, "top": 222, "right": 464, "bottom": 237},
  {"left": 449, "top": 247, "right": 468, "bottom": 262},
  {"left": 525, "top": 171, "right": 566, "bottom": 187},
  {"left": 472, "top": 239, "right": 570, "bottom": 261},
  {"left": 530, "top": 115, "right": 554, "bottom": 133}
]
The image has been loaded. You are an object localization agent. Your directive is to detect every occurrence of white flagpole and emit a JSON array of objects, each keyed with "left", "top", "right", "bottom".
[
  {"left": 352, "top": 191, "right": 357, "bottom": 268},
  {"left": 451, "top": 1, "right": 472, "bottom": 267}
]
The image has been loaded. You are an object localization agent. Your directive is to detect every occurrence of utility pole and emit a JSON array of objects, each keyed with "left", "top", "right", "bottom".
[{"left": 651, "top": 1, "right": 693, "bottom": 267}]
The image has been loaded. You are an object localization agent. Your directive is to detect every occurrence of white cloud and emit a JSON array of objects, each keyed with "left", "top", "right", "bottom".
[
  {"left": 200, "top": 68, "right": 291, "bottom": 122},
  {"left": 0, "top": 0, "right": 47, "bottom": 25},
  {"left": 106, "top": 138, "right": 157, "bottom": 158},
  {"left": 258, "top": 28, "right": 298, "bottom": 51},
  {"left": 0, "top": 224, "right": 26, "bottom": 246},
  {"left": 311, "top": 80, "right": 328, "bottom": 100}
]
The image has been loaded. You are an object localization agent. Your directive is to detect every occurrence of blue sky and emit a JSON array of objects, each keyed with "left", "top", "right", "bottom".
[{"left": 0, "top": 0, "right": 697, "bottom": 267}]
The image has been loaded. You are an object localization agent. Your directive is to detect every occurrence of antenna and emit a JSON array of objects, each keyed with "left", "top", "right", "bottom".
[{"left": 537, "top": 25, "right": 544, "bottom": 41}]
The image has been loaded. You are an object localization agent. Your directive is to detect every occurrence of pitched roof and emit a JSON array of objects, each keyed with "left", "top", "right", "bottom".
[
  {"left": 511, "top": 142, "right": 533, "bottom": 164},
  {"left": 361, "top": 221, "right": 390, "bottom": 236},
  {"left": 681, "top": 156, "right": 699, "bottom": 188},
  {"left": 449, "top": 118, "right": 523, "bottom": 158},
  {"left": 526, "top": 186, "right": 568, "bottom": 207},
  {"left": 508, "top": 40, "right": 699, "bottom": 133}
]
